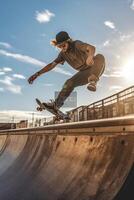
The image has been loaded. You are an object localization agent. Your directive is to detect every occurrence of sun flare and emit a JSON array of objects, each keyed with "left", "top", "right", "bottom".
[{"left": 122, "top": 57, "right": 134, "bottom": 82}]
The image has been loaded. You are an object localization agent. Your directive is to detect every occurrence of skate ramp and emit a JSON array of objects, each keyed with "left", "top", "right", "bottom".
[{"left": 0, "top": 116, "right": 134, "bottom": 200}]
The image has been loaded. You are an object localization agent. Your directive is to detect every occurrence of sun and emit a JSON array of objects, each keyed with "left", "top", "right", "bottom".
[{"left": 122, "top": 57, "right": 134, "bottom": 83}]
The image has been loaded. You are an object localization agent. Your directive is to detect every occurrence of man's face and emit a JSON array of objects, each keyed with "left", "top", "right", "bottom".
[{"left": 57, "top": 42, "right": 69, "bottom": 52}]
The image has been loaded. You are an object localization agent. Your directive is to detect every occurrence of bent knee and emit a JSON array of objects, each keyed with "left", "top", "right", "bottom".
[
  {"left": 94, "top": 54, "right": 105, "bottom": 66},
  {"left": 93, "top": 54, "right": 105, "bottom": 75}
]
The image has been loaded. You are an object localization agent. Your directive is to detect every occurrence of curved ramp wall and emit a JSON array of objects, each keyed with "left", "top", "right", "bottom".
[{"left": 0, "top": 116, "right": 134, "bottom": 200}]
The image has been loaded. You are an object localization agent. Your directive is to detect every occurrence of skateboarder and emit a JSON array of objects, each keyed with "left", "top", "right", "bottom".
[{"left": 28, "top": 31, "right": 105, "bottom": 110}]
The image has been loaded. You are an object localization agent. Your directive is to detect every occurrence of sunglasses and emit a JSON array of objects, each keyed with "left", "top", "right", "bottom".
[{"left": 57, "top": 43, "right": 67, "bottom": 49}]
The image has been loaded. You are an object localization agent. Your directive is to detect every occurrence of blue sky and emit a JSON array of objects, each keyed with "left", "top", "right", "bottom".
[{"left": 0, "top": 0, "right": 134, "bottom": 121}]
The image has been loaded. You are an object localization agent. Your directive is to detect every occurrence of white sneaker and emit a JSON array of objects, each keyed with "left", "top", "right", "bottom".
[{"left": 87, "top": 81, "right": 97, "bottom": 92}]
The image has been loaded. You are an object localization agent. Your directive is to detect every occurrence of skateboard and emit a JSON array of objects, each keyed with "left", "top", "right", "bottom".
[{"left": 36, "top": 98, "right": 70, "bottom": 121}]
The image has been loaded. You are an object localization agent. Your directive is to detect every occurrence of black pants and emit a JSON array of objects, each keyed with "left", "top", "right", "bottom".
[{"left": 55, "top": 54, "right": 105, "bottom": 108}]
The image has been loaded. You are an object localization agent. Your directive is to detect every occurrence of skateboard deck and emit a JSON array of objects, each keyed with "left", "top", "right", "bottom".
[{"left": 36, "top": 98, "right": 70, "bottom": 121}]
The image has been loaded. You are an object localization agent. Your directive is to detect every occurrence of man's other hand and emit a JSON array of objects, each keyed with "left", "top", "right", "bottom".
[{"left": 28, "top": 73, "right": 38, "bottom": 84}]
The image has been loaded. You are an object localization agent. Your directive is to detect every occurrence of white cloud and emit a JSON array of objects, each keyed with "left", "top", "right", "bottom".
[
  {"left": 109, "top": 85, "right": 123, "bottom": 91},
  {"left": 104, "top": 21, "right": 116, "bottom": 29},
  {"left": 0, "top": 67, "right": 12, "bottom": 75},
  {"left": 130, "top": 0, "right": 134, "bottom": 10},
  {"left": 3, "top": 67, "right": 12, "bottom": 72},
  {"left": 0, "top": 76, "right": 22, "bottom": 94},
  {"left": 13, "top": 74, "right": 26, "bottom": 79},
  {"left": 36, "top": 9, "right": 55, "bottom": 23},
  {"left": 99, "top": 30, "right": 134, "bottom": 70},
  {"left": 0, "top": 42, "right": 12, "bottom": 49},
  {"left": 0, "top": 49, "right": 45, "bottom": 66},
  {"left": 0, "top": 87, "right": 4, "bottom": 92},
  {"left": 0, "top": 72, "right": 6, "bottom": 75},
  {"left": 120, "top": 34, "right": 131, "bottom": 41},
  {"left": 0, "top": 49, "right": 72, "bottom": 76},
  {"left": 103, "top": 71, "right": 123, "bottom": 78},
  {"left": 0, "top": 110, "right": 50, "bottom": 123},
  {"left": 53, "top": 67, "right": 72, "bottom": 76},
  {"left": 103, "top": 40, "right": 110, "bottom": 47}
]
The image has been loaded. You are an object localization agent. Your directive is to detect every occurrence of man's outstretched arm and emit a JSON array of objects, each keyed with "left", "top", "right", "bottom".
[{"left": 28, "top": 61, "right": 58, "bottom": 84}]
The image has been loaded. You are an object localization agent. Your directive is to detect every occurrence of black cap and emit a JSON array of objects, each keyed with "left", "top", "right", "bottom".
[{"left": 55, "top": 31, "right": 70, "bottom": 45}]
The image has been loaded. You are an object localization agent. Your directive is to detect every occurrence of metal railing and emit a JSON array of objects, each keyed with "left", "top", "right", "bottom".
[{"left": 78, "top": 86, "right": 134, "bottom": 121}]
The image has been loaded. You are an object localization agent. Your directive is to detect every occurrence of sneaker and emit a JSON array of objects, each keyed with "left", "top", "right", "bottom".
[
  {"left": 87, "top": 81, "right": 97, "bottom": 92},
  {"left": 43, "top": 99, "right": 58, "bottom": 110}
]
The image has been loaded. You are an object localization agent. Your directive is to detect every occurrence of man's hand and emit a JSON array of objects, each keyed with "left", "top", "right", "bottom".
[
  {"left": 28, "top": 62, "right": 57, "bottom": 84},
  {"left": 86, "top": 55, "right": 94, "bottom": 66},
  {"left": 28, "top": 72, "right": 39, "bottom": 84}
]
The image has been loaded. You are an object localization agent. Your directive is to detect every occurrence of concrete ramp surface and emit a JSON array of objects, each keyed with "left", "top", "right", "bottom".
[{"left": 0, "top": 116, "right": 134, "bottom": 200}]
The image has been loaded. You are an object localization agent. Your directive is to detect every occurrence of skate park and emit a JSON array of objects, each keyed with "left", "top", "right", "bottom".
[{"left": 0, "top": 86, "right": 133, "bottom": 200}]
